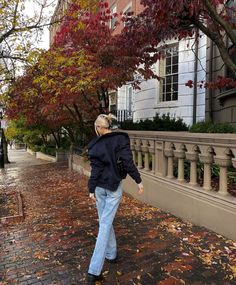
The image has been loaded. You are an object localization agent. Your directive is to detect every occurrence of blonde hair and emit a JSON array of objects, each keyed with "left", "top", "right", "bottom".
[{"left": 94, "top": 113, "right": 117, "bottom": 129}]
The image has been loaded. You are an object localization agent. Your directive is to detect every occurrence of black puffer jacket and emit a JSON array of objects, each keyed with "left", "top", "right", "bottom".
[{"left": 88, "top": 132, "right": 142, "bottom": 193}]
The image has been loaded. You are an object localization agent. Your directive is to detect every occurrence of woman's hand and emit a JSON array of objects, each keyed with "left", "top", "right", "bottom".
[
  {"left": 89, "top": 193, "right": 96, "bottom": 202},
  {"left": 138, "top": 183, "right": 144, "bottom": 195}
]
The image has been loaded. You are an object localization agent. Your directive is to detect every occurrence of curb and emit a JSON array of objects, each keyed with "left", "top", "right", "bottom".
[{"left": 0, "top": 192, "right": 24, "bottom": 224}]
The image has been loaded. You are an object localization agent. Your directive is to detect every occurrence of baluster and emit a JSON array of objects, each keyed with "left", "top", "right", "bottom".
[
  {"left": 135, "top": 139, "right": 143, "bottom": 169},
  {"left": 155, "top": 141, "right": 167, "bottom": 176},
  {"left": 231, "top": 148, "right": 236, "bottom": 171},
  {"left": 186, "top": 152, "right": 199, "bottom": 186},
  {"left": 148, "top": 140, "right": 155, "bottom": 173},
  {"left": 130, "top": 138, "right": 136, "bottom": 164},
  {"left": 141, "top": 139, "right": 149, "bottom": 171},
  {"left": 232, "top": 158, "right": 236, "bottom": 169},
  {"left": 174, "top": 145, "right": 186, "bottom": 182},
  {"left": 199, "top": 154, "right": 213, "bottom": 191},
  {"left": 164, "top": 148, "right": 174, "bottom": 179},
  {"left": 214, "top": 155, "right": 231, "bottom": 195}
]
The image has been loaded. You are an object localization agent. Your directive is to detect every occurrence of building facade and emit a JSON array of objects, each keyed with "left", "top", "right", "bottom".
[
  {"left": 204, "top": 0, "right": 236, "bottom": 126},
  {"left": 205, "top": 39, "right": 236, "bottom": 126},
  {"left": 49, "top": 0, "right": 69, "bottom": 46},
  {"left": 50, "top": 1, "right": 236, "bottom": 127},
  {"left": 105, "top": 0, "right": 144, "bottom": 34},
  {"left": 116, "top": 36, "right": 207, "bottom": 125},
  {"left": 107, "top": 0, "right": 207, "bottom": 125}
]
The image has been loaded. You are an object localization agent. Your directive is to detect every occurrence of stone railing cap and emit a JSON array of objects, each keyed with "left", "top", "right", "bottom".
[{"left": 124, "top": 130, "right": 236, "bottom": 146}]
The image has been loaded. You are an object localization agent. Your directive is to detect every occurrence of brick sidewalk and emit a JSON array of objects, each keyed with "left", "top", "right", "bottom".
[{"left": 0, "top": 151, "right": 235, "bottom": 285}]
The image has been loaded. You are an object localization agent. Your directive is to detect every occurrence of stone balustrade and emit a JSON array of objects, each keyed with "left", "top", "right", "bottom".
[
  {"left": 126, "top": 131, "right": 236, "bottom": 198},
  {"left": 70, "top": 130, "right": 236, "bottom": 239}
]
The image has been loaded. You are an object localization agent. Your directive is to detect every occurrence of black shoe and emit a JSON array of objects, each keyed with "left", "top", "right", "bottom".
[
  {"left": 87, "top": 273, "right": 103, "bottom": 284},
  {"left": 105, "top": 256, "right": 118, "bottom": 264}
]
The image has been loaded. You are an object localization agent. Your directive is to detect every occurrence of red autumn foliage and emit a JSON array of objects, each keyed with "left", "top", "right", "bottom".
[{"left": 121, "top": 0, "right": 236, "bottom": 88}]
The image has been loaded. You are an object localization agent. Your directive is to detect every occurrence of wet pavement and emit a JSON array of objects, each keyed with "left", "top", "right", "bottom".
[
  {"left": 0, "top": 149, "right": 236, "bottom": 285},
  {"left": 7, "top": 149, "right": 53, "bottom": 168}
]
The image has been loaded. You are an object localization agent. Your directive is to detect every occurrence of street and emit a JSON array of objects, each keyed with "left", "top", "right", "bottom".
[{"left": 0, "top": 149, "right": 235, "bottom": 285}]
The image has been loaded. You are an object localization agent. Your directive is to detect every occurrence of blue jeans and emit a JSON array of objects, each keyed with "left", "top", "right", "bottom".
[{"left": 88, "top": 184, "right": 123, "bottom": 276}]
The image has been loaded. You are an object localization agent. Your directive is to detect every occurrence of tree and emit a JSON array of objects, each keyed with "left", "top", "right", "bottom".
[
  {"left": 4, "top": 47, "right": 98, "bottom": 146},
  {"left": 53, "top": 1, "right": 156, "bottom": 110},
  {"left": 122, "top": 0, "right": 236, "bottom": 88},
  {"left": 4, "top": 0, "right": 158, "bottom": 148},
  {"left": 0, "top": 0, "right": 57, "bottom": 86},
  {"left": 36, "top": 48, "right": 101, "bottom": 122},
  {"left": 4, "top": 61, "right": 75, "bottom": 147}
]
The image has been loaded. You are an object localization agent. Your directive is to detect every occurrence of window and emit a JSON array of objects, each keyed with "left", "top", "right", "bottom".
[
  {"left": 227, "top": 44, "right": 236, "bottom": 80},
  {"left": 226, "top": 0, "right": 236, "bottom": 31},
  {"left": 126, "top": 86, "right": 133, "bottom": 112},
  {"left": 110, "top": 4, "right": 117, "bottom": 30},
  {"left": 123, "top": 4, "right": 132, "bottom": 27},
  {"left": 109, "top": 91, "right": 117, "bottom": 111},
  {"left": 159, "top": 45, "right": 179, "bottom": 101},
  {"left": 225, "top": 1, "right": 236, "bottom": 83}
]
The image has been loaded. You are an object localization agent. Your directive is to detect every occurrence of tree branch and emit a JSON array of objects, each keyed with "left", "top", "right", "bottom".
[
  {"left": 73, "top": 103, "right": 84, "bottom": 125},
  {"left": 193, "top": 18, "right": 236, "bottom": 75},
  {"left": 201, "top": 0, "right": 236, "bottom": 46},
  {"left": 64, "top": 104, "right": 80, "bottom": 123},
  {"left": 12, "top": 0, "right": 19, "bottom": 29}
]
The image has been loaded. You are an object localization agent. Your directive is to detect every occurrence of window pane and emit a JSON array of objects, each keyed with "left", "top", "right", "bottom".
[
  {"left": 227, "top": 45, "right": 236, "bottom": 81},
  {"left": 162, "top": 84, "right": 166, "bottom": 95},
  {"left": 173, "top": 92, "right": 178, "bottom": 101},
  {"left": 166, "top": 93, "right": 171, "bottom": 101},
  {"left": 172, "top": 64, "right": 178, "bottom": 74},
  {"left": 161, "top": 44, "right": 179, "bottom": 102},
  {"left": 166, "top": 84, "right": 171, "bottom": 93},
  {"left": 110, "top": 5, "right": 117, "bottom": 29},
  {"left": 173, "top": 55, "right": 178, "bottom": 65},
  {"left": 166, "top": 57, "right": 171, "bottom": 66},
  {"left": 172, "top": 46, "right": 178, "bottom": 55},
  {"left": 166, "top": 66, "right": 171, "bottom": 74},
  {"left": 173, "top": 74, "right": 178, "bottom": 83},
  {"left": 173, "top": 83, "right": 178, "bottom": 92},
  {"left": 166, "top": 76, "right": 171, "bottom": 85},
  {"left": 166, "top": 50, "right": 172, "bottom": 57}
]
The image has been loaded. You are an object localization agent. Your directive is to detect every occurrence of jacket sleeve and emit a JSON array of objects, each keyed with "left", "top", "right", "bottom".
[
  {"left": 88, "top": 157, "right": 104, "bottom": 193},
  {"left": 119, "top": 136, "right": 142, "bottom": 184}
]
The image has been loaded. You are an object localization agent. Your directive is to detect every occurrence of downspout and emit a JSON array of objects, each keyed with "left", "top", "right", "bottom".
[
  {"left": 209, "top": 40, "right": 213, "bottom": 121},
  {"left": 193, "top": 28, "right": 199, "bottom": 124}
]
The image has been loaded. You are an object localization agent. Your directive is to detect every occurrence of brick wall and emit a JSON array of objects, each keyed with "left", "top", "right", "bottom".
[
  {"left": 49, "top": 0, "right": 69, "bottom": 46},
  {"left": 105, "top": 0, "right": 144, "bottom": 34}
]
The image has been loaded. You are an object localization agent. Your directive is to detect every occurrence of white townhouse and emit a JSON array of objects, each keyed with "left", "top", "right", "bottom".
[{"left": 115, "top": 35, "right": 207, "bottom": 126}]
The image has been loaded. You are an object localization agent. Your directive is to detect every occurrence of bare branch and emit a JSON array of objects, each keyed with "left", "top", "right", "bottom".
[
  {"left": 192, "top": 18, "right": 236, "bottom": 75},
  {"left": 201, "top": 0, "right": 236, "bottom": 46}
]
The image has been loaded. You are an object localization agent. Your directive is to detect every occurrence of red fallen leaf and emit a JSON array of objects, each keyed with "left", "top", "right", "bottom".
[
  {"left": 33, "top": 250, "right": 50, "bottom": 260},
  {"left": 36, "top": 270, "right": 48, "bottom": 279},
  {"left": 164, "top": 262, "right": 193, "bottom": 273},
  {"left": 147, "top": 229, "right": 158, "bottom": 238},
  {"left": 158, "top": 276, "right": 185, "bottom": 285}
]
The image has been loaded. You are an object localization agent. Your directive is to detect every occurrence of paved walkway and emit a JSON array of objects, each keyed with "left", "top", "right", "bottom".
[
  {"left": 0, "top": 150, "right": 235, "bottom": 285},
  {"left": 7, "top": 149, "right": 53, "bottom": 168}
]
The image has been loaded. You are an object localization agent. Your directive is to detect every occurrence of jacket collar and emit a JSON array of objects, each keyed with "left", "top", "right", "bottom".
[{"left": 88, "top": 131, "right": 128, "bottom": 150}]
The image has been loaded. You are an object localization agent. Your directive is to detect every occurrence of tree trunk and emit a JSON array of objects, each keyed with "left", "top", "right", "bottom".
[
  {"left": 3, "top": 130, "right": 9, "bottom": 163},
  {"left": 51, "top": 131, "right": 60, "bottom": 149}
]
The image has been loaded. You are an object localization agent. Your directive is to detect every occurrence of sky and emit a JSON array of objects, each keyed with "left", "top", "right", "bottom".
[{"left": 25, "top": 0, "right": 58, "bottom": 50}]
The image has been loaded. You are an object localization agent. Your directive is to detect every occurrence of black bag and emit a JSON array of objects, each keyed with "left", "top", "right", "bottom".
[{"left": 116, "top": 148, "right": 127, "bottom": 179}]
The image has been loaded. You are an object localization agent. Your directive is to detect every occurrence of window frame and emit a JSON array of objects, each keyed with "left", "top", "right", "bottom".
[
  {"left": 126, "top": 85, "right": 133, "bottom": 112},
  {"left": 123, "top": 2, "right": 132, "bottom": 27},
  {"left": 109, "top": 3, "right": 117, "bottom": 30},
  {"left": 159, "top": 44, "right": 179, "bottom": 102}
]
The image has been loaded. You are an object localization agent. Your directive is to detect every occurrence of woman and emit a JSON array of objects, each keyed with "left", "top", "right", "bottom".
[{"left": 87, "top": 113, "right": 144, "bottom": 284}]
